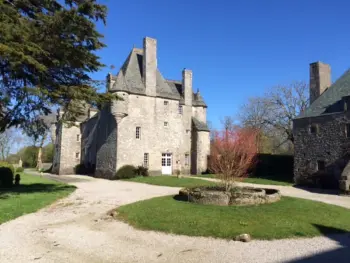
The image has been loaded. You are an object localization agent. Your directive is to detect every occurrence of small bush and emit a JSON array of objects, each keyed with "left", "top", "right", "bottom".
[
  {"left": 135, "top": 166, "right": 149, "bottom": 177},
  {"left": 16, "top": 167, "right": 24, "bottom": 173},
  {"left": 113, "top": 165, "right": 137, "bottom": 180},
  {"left": 0, "top": 167, "right": 14, "bottom": 188},
  {"left": 0, "top": 161, "right": 15, "bottom": 175}
]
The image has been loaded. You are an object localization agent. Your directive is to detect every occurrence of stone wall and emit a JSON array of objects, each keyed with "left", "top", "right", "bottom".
[
  {"left": 293, "top": 112, "right": 350, "bottom": 188},
  {"left": 115, "top": 94, "right": 192, "bottom": 174},
  {"left": 192, "top": 106, "right": 207, "bottom": 123},
  {"left": 52, "top": 122, "right": 81, "bottom": 174},
  {"left": 81, "top": 114, "right": 98, "bottom": 167},
  {"left": 95, "top": 106, "right": 117, "bottom": 178},
  {"left": 196, "top": 131, "right": 210, "bottom": 174}
]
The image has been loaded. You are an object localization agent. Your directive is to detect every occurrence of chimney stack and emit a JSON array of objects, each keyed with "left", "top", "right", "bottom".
[
  {"left": 182, "top": 69, "right": 193, "bottom": 106},
  {"left": 143, "top": 37, "right": 157, "bottom": 97},
  {"left": 309, "top": 61, "right": 331, "bottom": 104}
]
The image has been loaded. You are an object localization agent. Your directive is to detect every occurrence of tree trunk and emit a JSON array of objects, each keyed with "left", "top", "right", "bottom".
[
  {"left": 36, "top": 134, "right": 47, "bottom": 171},
  {"left": 36, "top": 147, "right": 43, "bottom": 170}
]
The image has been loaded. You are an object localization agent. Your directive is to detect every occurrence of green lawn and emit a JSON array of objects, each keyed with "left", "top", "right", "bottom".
[
  {"left": 196, "top": 174, "right": 294, "bottom": 186},
  {"left": 0, "top": 173, "right": 75, "bottom": 224},
  {"left": 117, "top": 195, "right": 350, "bottom": 240},
  {"left": 124, "top": 176, "right": 216, "bottom": 188}
]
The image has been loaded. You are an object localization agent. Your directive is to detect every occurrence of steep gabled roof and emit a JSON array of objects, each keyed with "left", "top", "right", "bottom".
[
  {"left": 110, "top": 48, "right": 207, "bottom": 106},
  {"left": 296, "top": 69, "right": 350, "bottom": 119}
]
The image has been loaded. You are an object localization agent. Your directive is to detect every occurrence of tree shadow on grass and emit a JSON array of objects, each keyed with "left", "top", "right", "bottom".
[
  {"left": 0, "top": 184, "right": 75, "bottom": 199},
  {"left": 286, "top": 224, "right": 350, "bottom": 263}
]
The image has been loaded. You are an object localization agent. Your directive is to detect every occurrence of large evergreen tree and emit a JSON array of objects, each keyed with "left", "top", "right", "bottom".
[{"left": 0, "top": 0, "right": 113, "bottom": 131}]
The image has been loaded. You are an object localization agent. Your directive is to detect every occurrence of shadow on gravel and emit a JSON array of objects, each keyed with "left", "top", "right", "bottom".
[
  {"left": 292, "top": 185, "right": 340, "bottom": 196},
  {"left": 0, "top": 184, "right": 75, "bottom": 199},
  {"left": 286, "top": 224, "right": 350, "bottom": 263}
]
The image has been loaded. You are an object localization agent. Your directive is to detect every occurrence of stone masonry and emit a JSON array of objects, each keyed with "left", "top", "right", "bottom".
[
  {"left": 293, "top": 61, "right": 350, "bottom": 193},
  {"left": 52, "top": 37, "right": 210, "bottom": 178}
]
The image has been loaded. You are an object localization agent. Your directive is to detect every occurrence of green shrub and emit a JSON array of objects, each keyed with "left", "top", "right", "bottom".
[
  {"left": 113, "top": 165, "right": 137, "bottom": 180},
  {"left": 0, "top": 161, "right": 15, "bottom": 176},
  {"left": 16, "top": 167, "right": 24, "bottom": 173},
  {"left": 0, "top": 167, "right": 14, "bottom": 188},
  {"left": 14, "top": 174, "right": 21, "bottom": 186},
  {"left": 135, "top": 166, "right": 149, "bottom": 177}
]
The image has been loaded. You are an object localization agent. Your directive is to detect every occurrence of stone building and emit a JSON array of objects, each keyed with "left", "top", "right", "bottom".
[
  {"left": 52, "top": 37, "right": 210, "bottom": 178},
  {"left": 293, "top": 61, "right": 350, "bottom": 193}
]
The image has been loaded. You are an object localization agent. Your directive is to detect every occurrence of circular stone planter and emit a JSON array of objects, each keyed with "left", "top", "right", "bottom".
[{"left": 179, "top": 186, "right": 281, "bottom": 206}]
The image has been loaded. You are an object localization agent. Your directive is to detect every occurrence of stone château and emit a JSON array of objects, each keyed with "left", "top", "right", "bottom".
[
  {"left": 52, "top": 37, "right": 210, "bottom": 177},
  {"left": 293, "top": 61, "right": 350, "bottom": 193}
]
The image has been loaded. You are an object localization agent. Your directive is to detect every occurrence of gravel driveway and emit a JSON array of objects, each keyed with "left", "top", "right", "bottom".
[{"left": 0, "top": 174, "right": 350, "bottom": 263}]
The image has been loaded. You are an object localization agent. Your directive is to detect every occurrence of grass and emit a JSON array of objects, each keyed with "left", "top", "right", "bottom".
[
  {"left": 117, "top": 195, "right": 350, "bottom": 240},
  {"left": 196, "top": 174, "right": 294, "bottom": 186},
  {"left": 0, "top": 173, "right": 75, "bottom": 224},
  {"left": 124, "top": 176, "right": 216, "bottom": 188},
  {"left": 125, "top": 175, "right": 293, "bottom": 188}
]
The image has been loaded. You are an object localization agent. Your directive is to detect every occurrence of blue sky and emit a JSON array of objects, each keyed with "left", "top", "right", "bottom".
[{"left": 93, "top": 0, "right": 350, "bottom": 128}]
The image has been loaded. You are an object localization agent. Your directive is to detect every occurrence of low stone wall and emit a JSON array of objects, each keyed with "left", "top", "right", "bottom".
[{"left": 179, "top": 186, "right": 281, "bottom": 206}]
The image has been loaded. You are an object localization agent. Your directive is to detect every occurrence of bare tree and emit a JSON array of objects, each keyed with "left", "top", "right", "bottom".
[
  {"left": 209, "top": 126, "right": 258, "bottom": 191},
  {"left": 238, "top": 81, "right": 308, "bottom": 152}
]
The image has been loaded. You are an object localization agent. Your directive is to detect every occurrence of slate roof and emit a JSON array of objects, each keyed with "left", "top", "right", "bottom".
[
  {"left": 110, "top": 48, "right": 207, "bottom": 107},
  {"left": 192, "top": 117, "right": 210, "bottom": 132},
  {"left": 296, "top": 69, "right": 350, "bottom": 119}
]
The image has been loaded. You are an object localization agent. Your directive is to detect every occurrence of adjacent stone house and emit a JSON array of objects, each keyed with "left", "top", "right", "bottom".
[
  {"left": 52, "top": 37, "right": 210, "bottom": 178},
  {"left": 293, "top": 61, "right": 350, "bottom": 193}
]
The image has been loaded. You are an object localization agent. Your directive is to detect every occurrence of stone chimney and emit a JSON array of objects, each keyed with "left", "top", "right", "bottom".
[
  {"left": 143, "top": 37, "right": 157, "bottom": 97},
  {"left": 182, "top": 69, "right": 193, "bottom": 106},
  {"left": 309, "top": 61, "right": 331, "bottom": 104}
]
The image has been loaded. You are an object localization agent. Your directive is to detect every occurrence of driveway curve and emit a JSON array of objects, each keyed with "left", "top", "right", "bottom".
[{"left": 0, "top": 174, "right": 350, "bottom": 263}]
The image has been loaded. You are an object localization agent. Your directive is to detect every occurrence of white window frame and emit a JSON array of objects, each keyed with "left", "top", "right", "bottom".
[
  {"left": 136, "top": 126, "right": 141, "bottom": 139},
  {"left": 144, "top": 153, "right": 149, "bottom": 168}
]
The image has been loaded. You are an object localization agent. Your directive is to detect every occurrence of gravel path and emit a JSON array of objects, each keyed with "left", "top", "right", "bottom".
[{"left": 0, "top": 174, "right": 350, "bottom": 263}]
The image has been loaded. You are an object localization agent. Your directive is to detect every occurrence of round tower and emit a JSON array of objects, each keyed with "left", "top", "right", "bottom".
[{"left": 111, "top": 91, "right": 129, "bottom": 123}]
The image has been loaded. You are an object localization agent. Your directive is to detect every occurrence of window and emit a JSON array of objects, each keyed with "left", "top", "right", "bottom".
[
  {"left": 164, "top": 122, "right": 168, "bottom": 127},
  {"left": 185, "top": 154, "right": 189, "bottom": 166},
  {"left": 76, "top": 134, "right": 80, "bottom": 142},
  {"left": 136, "top": 127, "right": 141, "bottom": 139},
  {"left": 309, "top": 124, "right": 318, "bottom": 134},
  {"left": 317, "top": 160, "right": 325, "bottom": 171},
  {"left": 144, "top": 153, "right": 149, "bottom": 168},
  {"left": 162, "top": 153, "right": 171, "bottom": 166},
  {"left": 164, "top": 100, "right": 168, "bottom": 105},
  {"left": 186, "top": 129, "right": 190, "bottom": 134},
  {"left": 75, "top": 152, "right": 80, "bottom": 159},
  {"left": 346, "top": 124, "right": 350, "bottom": 138},
  {"left": 178, "top": 104, "right": 183, "bottom": 114}
]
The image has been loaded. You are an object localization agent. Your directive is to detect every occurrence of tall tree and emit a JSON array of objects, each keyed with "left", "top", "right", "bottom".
[
  {"left": 238, "top": 81, "right": 308, "bottom": 152},
  {"left": 0, "top": 0, "right": 115, "bottom": 132}
]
